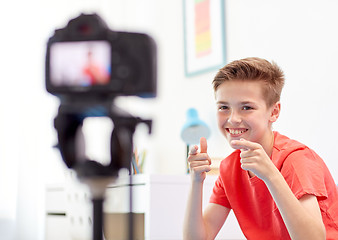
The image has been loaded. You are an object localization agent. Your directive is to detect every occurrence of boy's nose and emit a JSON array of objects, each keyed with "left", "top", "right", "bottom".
[{"left": 228, "top": 110, "right": 241, "bottom": 124}]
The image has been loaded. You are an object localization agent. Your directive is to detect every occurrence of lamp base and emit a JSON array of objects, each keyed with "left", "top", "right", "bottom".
[{"left": 186, "top": 145, "right": 190, "bottom": 174}]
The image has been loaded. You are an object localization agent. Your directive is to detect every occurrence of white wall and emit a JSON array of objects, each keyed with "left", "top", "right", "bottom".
[
  {"left": 225, "top": 0, "right": 338, "bottom": 184},
  {"left": 0, "top": 0, "right": 338, "bottom": 239}
]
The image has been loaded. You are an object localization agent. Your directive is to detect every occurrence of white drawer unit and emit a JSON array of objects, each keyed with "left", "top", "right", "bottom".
[{"left": 45, "top": 174, "right": 245, "bottom": 240}]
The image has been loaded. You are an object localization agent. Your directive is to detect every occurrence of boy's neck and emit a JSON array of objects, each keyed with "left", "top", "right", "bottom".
[{"left": 262, "top": 130, "right": 275, "bottom": 158}]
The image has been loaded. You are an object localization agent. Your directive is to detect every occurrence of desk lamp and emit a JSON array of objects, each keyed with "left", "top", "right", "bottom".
[{"left": 181, "top": 108, "right": 210, "bottom": 173}]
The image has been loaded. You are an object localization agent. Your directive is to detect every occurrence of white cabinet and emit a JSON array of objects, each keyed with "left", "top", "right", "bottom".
[{"left": 45, "top": 174, "right": 245, "bottom": 240}]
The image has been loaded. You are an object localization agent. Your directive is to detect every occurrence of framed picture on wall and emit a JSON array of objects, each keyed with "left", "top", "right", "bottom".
[{"left": 183, "top": 0, "right": 226, "bottom": 77}]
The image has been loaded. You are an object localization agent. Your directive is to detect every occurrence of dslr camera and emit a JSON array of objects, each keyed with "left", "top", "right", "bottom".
[
  {"left": 45, "top": 13, "right": 157, "bottom": 240},
  {"left": 46, "top": 13, "right": 156, "bottom": 102},
  {"left": 45, "top": 13, "right": 156, "bottom": 172},
  {"left": 45, "top": 12, "right": 156, "bottom": 177}
]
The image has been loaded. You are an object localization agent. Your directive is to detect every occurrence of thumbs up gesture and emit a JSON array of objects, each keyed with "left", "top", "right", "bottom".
[{"left": 187, "top": 137, "right": 212, "bottom": 182}]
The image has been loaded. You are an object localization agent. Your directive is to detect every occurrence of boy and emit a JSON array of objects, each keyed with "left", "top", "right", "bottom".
[{"left": 183, "top": 57, "right": 338, "bottom": 240}]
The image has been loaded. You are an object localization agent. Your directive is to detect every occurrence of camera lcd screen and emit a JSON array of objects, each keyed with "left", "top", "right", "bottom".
[{"left": 50, "top": 41, "right": 111, "bottom": 87}]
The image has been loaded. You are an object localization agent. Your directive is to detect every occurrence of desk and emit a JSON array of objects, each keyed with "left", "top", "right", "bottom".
[{"left": 45, "top": 174, "right": 245, "bottom": 240}]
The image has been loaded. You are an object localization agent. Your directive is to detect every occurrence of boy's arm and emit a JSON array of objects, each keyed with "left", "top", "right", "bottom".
[
  {"left": 183, "top": 138, "right": 229, "bottom": 240},
  {"left": 265, "top": 173, "right": 325, "bottom": 240},
  {"left": 204, "top": 203, "right": 230, "bottom": 239},
  {"left": 232, "top": 139, "right": 326, "bottom": 240},
  {"left": 183, "top": 179, "right": 206, "bottom": 240},
  {"left": 183, "top": 180, "right": 230, "bottom": 240}
]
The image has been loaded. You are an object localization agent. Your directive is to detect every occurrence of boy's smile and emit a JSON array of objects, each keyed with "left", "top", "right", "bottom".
[
  {"left": 215, "top": 80, "right": 280, "bottom": 154},
  {"left": 226, "top": 128, "right": 248, "bottom": 137}
]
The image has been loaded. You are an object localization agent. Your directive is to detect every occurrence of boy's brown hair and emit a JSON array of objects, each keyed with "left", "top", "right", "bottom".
[{"left": 213, "top": 57, "right": 285, "bottom": 107}]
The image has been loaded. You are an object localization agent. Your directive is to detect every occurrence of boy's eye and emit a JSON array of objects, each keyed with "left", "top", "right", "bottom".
[
  {"left": 242, "top": 106, "right": 253, "bottom": 110},
  {"left": 218, "top": 105, "right": 229, "bottom": 111}
]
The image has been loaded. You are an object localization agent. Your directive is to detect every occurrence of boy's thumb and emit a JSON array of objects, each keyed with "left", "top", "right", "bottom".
[{"left": 200, "top": 137, "right": 208, "bottom": 153}]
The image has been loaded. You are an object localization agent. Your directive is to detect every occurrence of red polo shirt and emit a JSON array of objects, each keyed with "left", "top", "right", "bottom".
[{"left": 210, "top": 131, "right": 338, "bottom": 239}]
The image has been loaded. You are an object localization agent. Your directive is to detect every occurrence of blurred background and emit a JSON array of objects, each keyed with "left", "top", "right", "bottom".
[{"left": 1, "top": 0, "right": 338, "bottom": 239}]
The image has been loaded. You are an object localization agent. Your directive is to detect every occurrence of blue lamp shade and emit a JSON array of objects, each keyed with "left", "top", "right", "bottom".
[{"left": 180, "top": 108, "right": 211, "bottom": 145}]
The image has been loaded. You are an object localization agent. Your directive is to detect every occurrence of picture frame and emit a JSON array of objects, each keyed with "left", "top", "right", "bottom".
[{"left": 183, "top": 0, "right": 226, "bottom": 77}]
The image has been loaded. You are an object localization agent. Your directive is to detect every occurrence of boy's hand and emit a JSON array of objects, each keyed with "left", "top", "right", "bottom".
[
  {"left": 188, "top": 137, "right": 211, "bottom": 182},
  {"left": 231, "top": 138, "right": 278, "bottom": 182}
]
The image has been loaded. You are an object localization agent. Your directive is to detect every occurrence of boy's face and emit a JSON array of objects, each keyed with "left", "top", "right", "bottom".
[{"left": 215, "top": 80, "right": 280, "bottom": 149}]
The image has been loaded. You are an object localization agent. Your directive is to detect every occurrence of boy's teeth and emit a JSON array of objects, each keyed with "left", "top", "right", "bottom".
[{"left": 229, "top": 129, "right": 246, "bottom": 134}]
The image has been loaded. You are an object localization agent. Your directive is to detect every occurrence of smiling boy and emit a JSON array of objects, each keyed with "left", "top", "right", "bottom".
[{"left": 183, "top": 57, "right": 338, "bottom": 240}]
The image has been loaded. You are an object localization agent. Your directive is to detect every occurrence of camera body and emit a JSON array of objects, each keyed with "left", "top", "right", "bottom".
[
  {"left": 46, "top": 13, "right": 156, "bottom": 174},
  {"left": 45, "top": 13, "right": 157, "bottom": 102}
]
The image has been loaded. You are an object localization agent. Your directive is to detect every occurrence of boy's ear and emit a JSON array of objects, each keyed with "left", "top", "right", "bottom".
[{"left": 270, "top": 101, "right": 281, "bottom": 123}]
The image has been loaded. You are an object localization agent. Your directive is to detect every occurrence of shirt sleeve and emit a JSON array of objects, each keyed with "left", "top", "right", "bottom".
[
  {"left": 209, "top": 175, "right": 232, "bottom": 209},
  {"left": 281, "top": 147, "right": 328, "bottom": 200}
]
